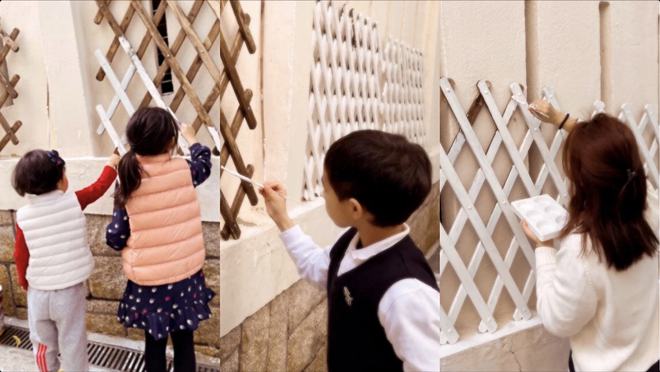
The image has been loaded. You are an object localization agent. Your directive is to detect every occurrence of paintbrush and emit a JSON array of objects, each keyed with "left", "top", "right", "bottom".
[{"left": 220, "top": 165, "right": 264, "bottom": 189}]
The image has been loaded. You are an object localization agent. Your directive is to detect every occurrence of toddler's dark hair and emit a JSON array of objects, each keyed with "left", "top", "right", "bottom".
[
  {"left": 115, "top": 107, "right": 179, "bottom": 207},
  {"left": 324, "top": 130, "right": 432, "bottom": 227},
  {"left": 12, "top": 150, "right": 65, "bottom": 196}
]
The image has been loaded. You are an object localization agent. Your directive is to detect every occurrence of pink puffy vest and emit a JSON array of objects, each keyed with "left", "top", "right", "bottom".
[{"left": 122, "top": 153, "right": 205, "bottom": 286}]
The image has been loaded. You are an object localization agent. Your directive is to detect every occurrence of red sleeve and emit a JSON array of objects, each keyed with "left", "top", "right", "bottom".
[
  {"left": 13, "top": 224, "right": 29, "bottom": 290},
  {"left": 75, "top": 165, "right": 117, "bottom": 210}
]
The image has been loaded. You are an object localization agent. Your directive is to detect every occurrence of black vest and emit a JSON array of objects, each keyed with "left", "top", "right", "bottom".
[{"left": 326, "top": 228, "right": 439, "bottom": 372}]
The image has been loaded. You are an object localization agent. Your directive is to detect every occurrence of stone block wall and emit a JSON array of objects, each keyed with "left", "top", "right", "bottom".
[
  {"left": 219, "top": 182, "right": 440, "bottom": 372},
  {"left": 0, "top": 211, "right": 222, "bottom": 357}
]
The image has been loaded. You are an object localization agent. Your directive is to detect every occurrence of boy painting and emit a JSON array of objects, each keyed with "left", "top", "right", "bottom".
[{"left": 260, "top": 131, "right": 440, "bottom": 371}]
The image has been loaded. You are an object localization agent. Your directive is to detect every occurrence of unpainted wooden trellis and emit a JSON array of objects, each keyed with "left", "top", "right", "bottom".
[
  {"left": 93, "top": 0, "right": 259, "bottom": 240},
  {"left": 438, "top": 77, "right": 660, "bottom": 344},
  {"left": 0, "top": 22, "right": 20, "bottom": 153}
]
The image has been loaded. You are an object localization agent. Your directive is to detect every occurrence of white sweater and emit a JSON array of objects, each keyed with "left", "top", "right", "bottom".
[
  {"left": 16, "top": 190, "right": 94, "bottom": 290},
  {"left": 535, "top": 184, "right": 659, "bottom": 371}
]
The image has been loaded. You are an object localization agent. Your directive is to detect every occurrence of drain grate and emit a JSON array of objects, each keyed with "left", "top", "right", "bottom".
[{"left": 0, "top": 325, "right": 219, "bottom": 372}]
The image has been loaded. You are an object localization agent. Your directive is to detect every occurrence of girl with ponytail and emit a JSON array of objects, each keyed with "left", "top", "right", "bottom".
[
  {"left": 106, "top": 107, "right": 214, "bottom": 372},
  {"left": 524, "top": 102, "right": 659, "bottom": 372}
]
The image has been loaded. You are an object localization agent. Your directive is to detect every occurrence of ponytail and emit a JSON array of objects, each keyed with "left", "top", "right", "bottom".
[
  {"left": 115, "top": 150, "right": 143, "bottom": 208},
  {"left": 114, "top": 107, "right": 179, "bottom": 207}
]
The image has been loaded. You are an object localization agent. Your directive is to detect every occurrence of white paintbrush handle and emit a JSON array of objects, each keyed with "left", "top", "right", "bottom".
[{"left": 221, "top": 166, "right": 264, "bottom": 189}]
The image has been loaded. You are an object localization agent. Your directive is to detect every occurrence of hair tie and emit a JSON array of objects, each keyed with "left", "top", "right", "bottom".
[
  {"left": 46, "top": 150, "right": 65, "bottom": 167},
  {"left": 626, "top": 168, "right": 637, "bottom": 181}
]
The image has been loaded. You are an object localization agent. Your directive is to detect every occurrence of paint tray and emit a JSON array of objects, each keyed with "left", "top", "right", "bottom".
[{"left": 511, "top": 194, "right": 568, "bottom": 242}]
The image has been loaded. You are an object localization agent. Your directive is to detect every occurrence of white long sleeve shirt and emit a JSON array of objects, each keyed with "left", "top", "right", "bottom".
[
  {"left": 535, "top": 184, "right": 659, "bottom": 371},
  {"left": 280, "top": 224, "right": 441, "bottom": 372}
]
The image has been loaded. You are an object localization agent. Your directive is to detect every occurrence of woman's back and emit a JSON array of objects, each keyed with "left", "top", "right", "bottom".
[{"left": 536, "top": 186, "right": 659, "bottom": 371}]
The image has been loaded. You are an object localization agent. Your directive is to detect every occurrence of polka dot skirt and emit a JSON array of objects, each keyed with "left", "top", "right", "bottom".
[{"left": 117, "top": 270, "right": 215, "bottom": 340}]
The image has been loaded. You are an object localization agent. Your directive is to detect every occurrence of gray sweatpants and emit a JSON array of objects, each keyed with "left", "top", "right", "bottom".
[{"left": 27, "top": 283, "right": 88, "bottom": 372}]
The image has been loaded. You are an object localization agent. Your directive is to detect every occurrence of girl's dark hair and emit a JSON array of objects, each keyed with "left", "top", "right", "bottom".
[
  {"left": 115, "top": 107, "right": 178, "bottom": 207},
  {"left": 324, "top": 130, "right": 432, "bottom": 227},
  {"left": 12, "top": 150, "right": 65, "bottom": 196},
  {"left": 561, "top": 113, "right": 658, "bottom": 271}
]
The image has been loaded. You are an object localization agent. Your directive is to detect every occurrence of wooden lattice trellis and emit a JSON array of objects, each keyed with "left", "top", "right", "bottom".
[
  {"left": 438, "top": 77, "right": 660, "bottom": 344},
  {"left": 0, "top": 22, "right": 20, "bottom": 153},
  {"left": 303, "top": 0, "right": 426, "bottom": 201},
  {"left": 93, "top": 0, "right": 259, "bottom": 240}
]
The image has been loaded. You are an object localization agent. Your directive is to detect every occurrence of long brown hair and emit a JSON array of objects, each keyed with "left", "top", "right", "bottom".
[
  {"left": 115, "top": 107, "right": 179, "bottom": 207},
  {"left": 561, "top": 113, "right": 658, "bottom": 271}
]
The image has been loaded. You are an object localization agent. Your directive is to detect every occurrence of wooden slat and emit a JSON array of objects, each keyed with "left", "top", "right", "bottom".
[
  {"left": 95, "top": 0, "right": 138, "bottom": 81},
  {"left": 229, "top": 0, "right": 256, "bottom": 53},
  {"left": 139, "top": 0, "right": 208, "bottom": 115},
  {"left": 93, "top": 0, "right": 260, "bottom": 240}
]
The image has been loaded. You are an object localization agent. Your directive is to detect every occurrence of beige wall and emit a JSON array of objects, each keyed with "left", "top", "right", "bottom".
[
  {"left": 0, "top": 1, "right": 221, "bottom": 221},
  {"left": 438, "top": 0, "right": 659, "bottom": 357},
  {"left": 439, "top": 0, "right": 530, "bottom": 336},
  {"left": 221, "top": 0, "right": 442, "bottom": 337}
]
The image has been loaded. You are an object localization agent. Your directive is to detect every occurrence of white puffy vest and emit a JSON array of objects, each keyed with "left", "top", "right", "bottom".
[{"left": 16, "top": 190, "right": 94, "bottom": 290}]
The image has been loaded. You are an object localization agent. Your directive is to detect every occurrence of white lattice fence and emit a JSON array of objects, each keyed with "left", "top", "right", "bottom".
[
  {"left": 303, "top": 0, "right": 425, "bottom": 201},
  {"left": 382, "top": 38, "right": 425, "bottom": 145},
  {"left": 439, "top": 78, "right": 660, "bottom": 344}
]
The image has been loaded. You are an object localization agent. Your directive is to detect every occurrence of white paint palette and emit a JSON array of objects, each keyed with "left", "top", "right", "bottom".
[{"left": 511, "top": 194, "right": 568, "bottom": 242}]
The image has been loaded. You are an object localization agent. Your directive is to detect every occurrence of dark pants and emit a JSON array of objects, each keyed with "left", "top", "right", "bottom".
[
  {"left": 144, "top": 330, "right": 196, "bottom": 372},
  {"left": 569, "top": 351, "right": 659, "bottom": 372}
]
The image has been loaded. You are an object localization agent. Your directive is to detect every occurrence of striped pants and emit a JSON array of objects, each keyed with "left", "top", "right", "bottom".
[{"left": 27, "top": 283, "right": 88, "bottom": 372}]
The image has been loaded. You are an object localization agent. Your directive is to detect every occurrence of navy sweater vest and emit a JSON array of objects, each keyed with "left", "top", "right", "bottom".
[{"left": 326, "top": 228, "right": 439, "bottom": 372}]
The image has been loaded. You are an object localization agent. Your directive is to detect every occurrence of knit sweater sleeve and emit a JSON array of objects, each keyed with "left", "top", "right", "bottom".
[
  {"left": 75, "top": 165, "right": 117, "bottom": 210},
  {"left": 13, "top": 224, "right": 29, "bottom": 290},
  {"left": 535, "top": 241, "right": 598, "bottom": 338}
]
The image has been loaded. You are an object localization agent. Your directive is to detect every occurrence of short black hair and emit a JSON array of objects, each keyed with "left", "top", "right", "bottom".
[
  {"left": 324, "top": 130, "right": 432, "bottom": 227},
  {"left": 12, "top": 150, "right": 65, "bottom": 196}
]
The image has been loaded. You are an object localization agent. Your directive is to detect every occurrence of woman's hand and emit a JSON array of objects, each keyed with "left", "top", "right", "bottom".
[
  {"left": 259, "top": 181, "right": 294, "bottom": 231},
  {"left": 522, "top": 220, "right": 553, "bottom": 247},
  {"left": 529, "top": 99, "right": 564, "bottom": 126}
]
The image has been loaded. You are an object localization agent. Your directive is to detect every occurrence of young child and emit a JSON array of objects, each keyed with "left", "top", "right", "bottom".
[
  {"left": 12, "top": 149, "right": 119, "bottom": 371},
  {"left": 105, "top": 107, "right": 214, "bottom": 372},
  {"left": 525, "top": 101, "right": 659, "bottom": 372},
  {"left": 260, "top": 130, "right": 440, "bottom": 372}
]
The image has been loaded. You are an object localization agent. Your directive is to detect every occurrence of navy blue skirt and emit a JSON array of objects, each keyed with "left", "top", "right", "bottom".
[{"left": 117, "top": 270, "right": 215, "bottom": 341}]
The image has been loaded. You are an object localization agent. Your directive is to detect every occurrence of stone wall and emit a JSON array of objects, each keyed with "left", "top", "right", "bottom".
[
  {"left": 219, "top": 182, "right": 440, "bottom": 372},
  {"left": 0, "top": 211, "right": 222, "bottom": 357}
]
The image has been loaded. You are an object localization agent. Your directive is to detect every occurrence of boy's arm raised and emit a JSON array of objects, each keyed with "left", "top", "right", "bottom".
[
  {"left": 76, "top": 154, "right": 119, "bottom": 210},
  {"left": 261, "top": 182, "right": 330, "bottom": 288}
]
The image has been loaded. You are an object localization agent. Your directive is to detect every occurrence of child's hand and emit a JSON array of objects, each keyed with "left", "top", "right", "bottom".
[
  {"left": 107, "top": 153, "right": 120, "bottom": 169},
  {"left": 522, "top": 220, "right": 553, "bottom": 247},
  {"left": 20, "top": 283, "right": 27, "bottom": 291},
  {"left": 260, "top": 181, "right": 294, "bottom": 231},
  {"left": 529, "top": 99, "right": 563, "bottom": 126},
  {"left": 181, "top": 123, "right": 198, "bottom": 145}
]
